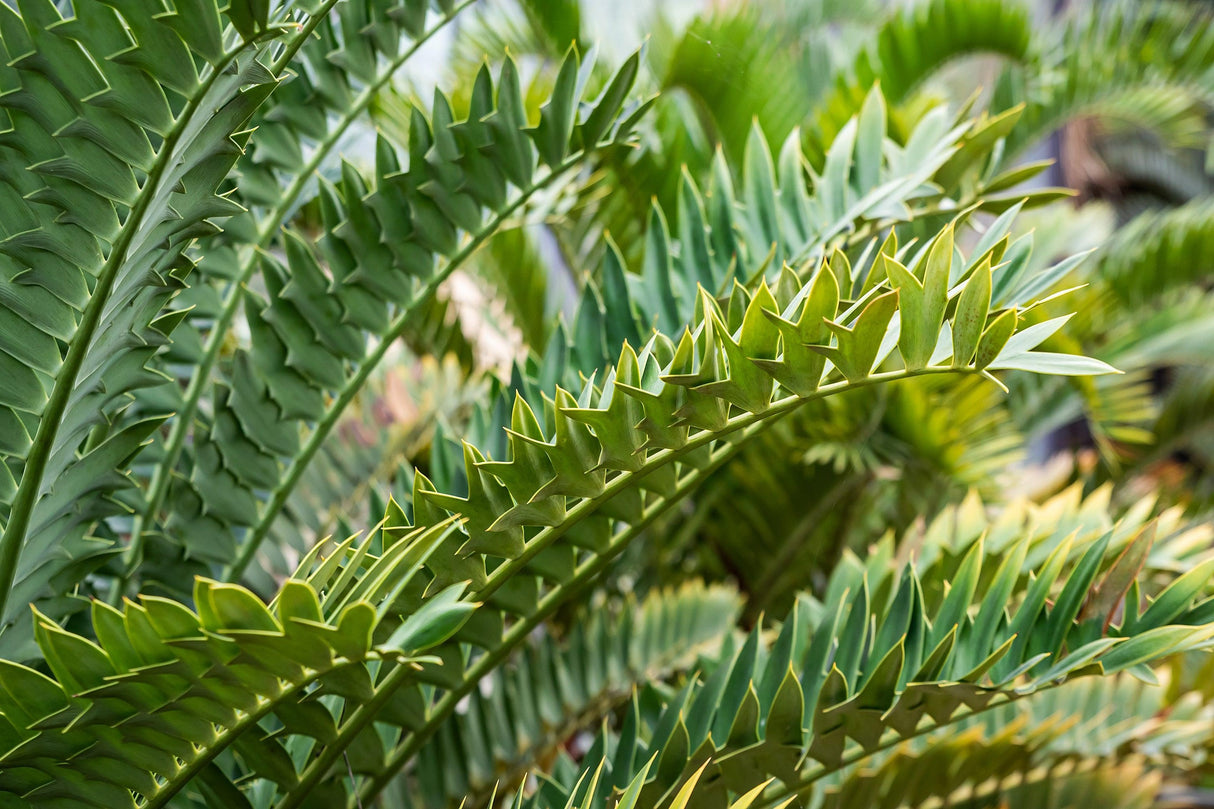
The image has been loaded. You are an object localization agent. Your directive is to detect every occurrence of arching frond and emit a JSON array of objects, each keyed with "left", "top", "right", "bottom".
[
  {"left": 0, "top": 519, "right": 471, "bottom": 809},
  {"left": 0, "top": 0, "right": 294, "bottom": 658},
  {"left": 251, "top": 89, "right": 1071, "bottom": 607},
  {"left": 521, "top": 488, "right": 1214, "bottom": 809}
]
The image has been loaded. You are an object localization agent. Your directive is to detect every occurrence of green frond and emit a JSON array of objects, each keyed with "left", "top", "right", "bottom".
[
  {"left": 0, "top": 519, "right": 472, "bottom": 809},
  {"left": 0, "top": 0, "right": 294, "bottom": 658},
  {"left": 0, "top": 552, "right": 735, "bottom": 809},
  {"left": 659, "top": 10, "right": 818, "bottom": 167},
  {"left": 522, "top": 487, "right": 1214, "bottom": 809},
  {"left": 798, "top": 0, "right": 1214, "bottom": 173},
  {"left": 518, "top": 14, "right": 1044, "bottom": 302},
  {"left": 451, "top": 0, "right": 584, "bottom": 80},
  {"left": 352, "top": 90, "right": 1099, "bottom": 615},
  {"left": 2, "top": 6, "right": 1201, "bottom": 807},
  {"left": 362, "top": 225, "right": 1094, "bottom": 809},
  {"left": 555, "top": 91, "right": 1068, "bottom": 382}
]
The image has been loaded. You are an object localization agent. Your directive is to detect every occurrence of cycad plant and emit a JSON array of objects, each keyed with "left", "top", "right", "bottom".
[{"left": 1, "top": 2, "right": 1213, "bottom": 809}]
